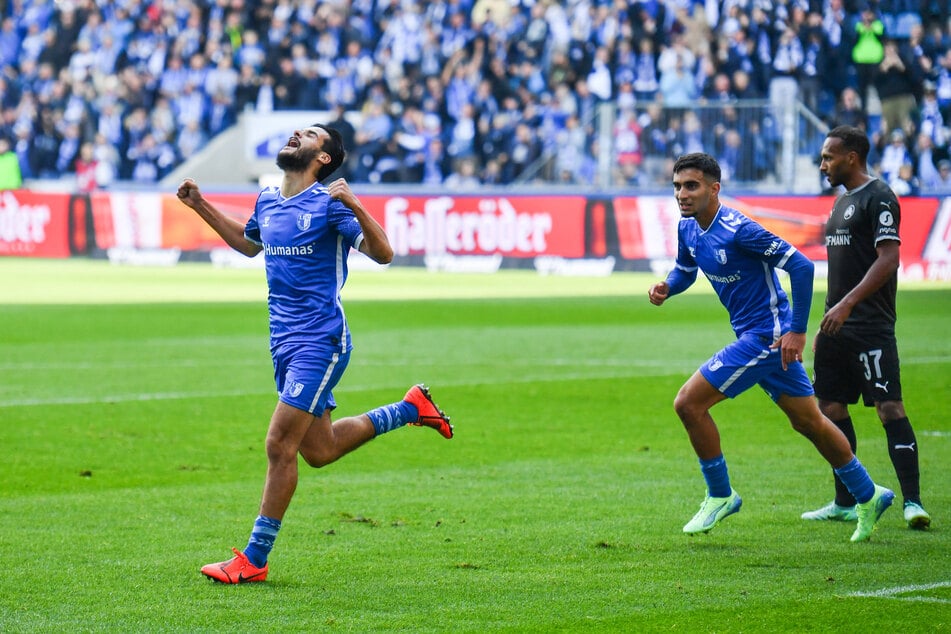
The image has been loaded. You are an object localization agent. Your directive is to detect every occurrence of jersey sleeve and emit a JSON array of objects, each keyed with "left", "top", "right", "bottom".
[
  {"left": 326, "top": 198, "right": 363, "bottom": 250},
  {"left": 243, "top": 191, "right": 264, "bottom": 245},
  {"left": 868, "top": 187, "right": 901, "bottom": 246},
  {"left": 666, "top": 220, "right": 698, "bottom": 296},
  {"left": 736, "top": 221, "right": 814, "bottom": 333}
]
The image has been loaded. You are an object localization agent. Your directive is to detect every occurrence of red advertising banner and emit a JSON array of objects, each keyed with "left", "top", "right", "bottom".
[
  {"left": 0, "top": 190, "right": 71, "bottom": 257},
  {"left": 359, "top": 194, "right": 588, "bottom": 258},
  {"left": 612, "top": 194, "right": 945, "bottom": 277},
  {"left": 6, "top": 189, "right": 950, "bottom": 281}
]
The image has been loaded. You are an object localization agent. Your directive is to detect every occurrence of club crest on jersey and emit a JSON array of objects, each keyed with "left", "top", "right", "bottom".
[
  {"left": 297, "top": 213, "right": 312, "bottom": 231},
  {"left": 287, "top": 381, "right": 305, "bottom": 398},
  {"left": 709, "top": 356, "right": 724, "bottom": 371},
  {"left": 715, "top": 249, "right": 727, "bottom": 264},
  {"left": 843, "top": 204, "right": 855, "bottom": 220},
  {"left": 262, "top": 216, "right": 270, "bottom": 227}
]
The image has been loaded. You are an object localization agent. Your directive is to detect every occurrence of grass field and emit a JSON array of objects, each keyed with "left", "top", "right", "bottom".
[{"left": 1, "top": 259, "right": 949, "bottom": 632}]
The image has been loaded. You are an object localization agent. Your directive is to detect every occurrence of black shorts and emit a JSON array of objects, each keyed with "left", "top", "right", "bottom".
[{"left": 813, "top": 329, "right": 903, "bottom": 406}]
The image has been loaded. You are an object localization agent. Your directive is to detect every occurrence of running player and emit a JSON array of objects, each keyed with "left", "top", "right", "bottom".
[
  {"left": 648, "top": 152, "right": 893, "bottom": 542},
  {"left": 177, "top": 123, "right": 453, "bottom": 583}
]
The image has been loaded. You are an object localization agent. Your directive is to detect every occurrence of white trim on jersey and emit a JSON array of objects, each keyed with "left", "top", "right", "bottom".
[
  {"left": 719, "top": 346, "right": 771, "bottom": 393},
  {"left": 310, "top": 352, "right": 340, "bottom": 413},
  {"left": 762, "top": 260, "right": 782, "bottom": 341},
  {"left": 335, "top": 234, "right": 349, "bottom": 352}
]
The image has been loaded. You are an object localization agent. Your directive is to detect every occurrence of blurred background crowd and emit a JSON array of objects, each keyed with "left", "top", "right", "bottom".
[{"left": 0, "top": 0, "right": 950, "bottom": 193}]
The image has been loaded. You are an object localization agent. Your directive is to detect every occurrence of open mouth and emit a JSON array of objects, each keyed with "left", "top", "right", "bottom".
[{"left": 284, "top": 136, "right": 299, "bottom": 149}]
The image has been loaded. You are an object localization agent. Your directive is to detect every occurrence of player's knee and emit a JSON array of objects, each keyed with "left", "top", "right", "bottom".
[
  {"left": 818, "top": 399, "right": 847, "bottom": 420},
  {"left": 265, "top": 435, "right": 298, "bottom": 465},
  {"left": 673, "top": 393, "right": 702, "bottom": 425},
  {"left": 876, "top": 400, "right": 905, "bottom": 422}
]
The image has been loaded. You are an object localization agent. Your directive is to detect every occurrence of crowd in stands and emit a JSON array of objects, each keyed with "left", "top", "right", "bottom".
[{"left": 0, "top": 0, "right": 950, "bottom": 194}]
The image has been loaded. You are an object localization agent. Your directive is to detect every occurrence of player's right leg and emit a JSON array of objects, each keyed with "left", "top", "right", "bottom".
[
  {"left": 673, "top": 370, "right": 739, "bottom": 534},
  {"left": 202, "top": 400, "right": 316, "bottom": 583},
  {"left": 779, "top": 394, "right": 893, "bottom": 541},
  {"left": 806, "top": 332, "right": 863, "bottom": 517}
]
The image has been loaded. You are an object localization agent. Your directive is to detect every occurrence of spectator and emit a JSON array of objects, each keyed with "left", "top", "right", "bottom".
[
  {"left": 831, "top": 86, "right": 868, "bottom": 131},
  {"left": 932, "top": 50, "right": 951, "bottom": 121},
  {"left": 632, "top": 38, "right": 659, "bottom": 102},
  {"left": 55, "top": 121, "right": 82, "bottom": 175},
  {"left": 800, "top": 18, "right": 831, "bottom": 115},
  {"left": 925, "top": 158, "right": 951, "bottom": 193},
  {"left": 613, "top": 106, "right": 643, "bottom": 185},
  {"left": 0, "top": 18, "right": 21, "bottom": 69},
  {"left": 878, "top": 129, "right": 913, "bottom": 182},
  {"left": 889, "top": 162, "right": 919, "bottom": 196},
  {"left": 506, "top": 121, "right": 541, "bottom": 182},
  {"left": 443, "top": 156, "right": 481, "bottom": 189},
  {"left": 29, "top": 110, "right": 60, "bottom": 178},
  {"left": 0, "top": 136, "right": 22, "bottom": 190},
  {"left": 74, "top": 141, "right": 98, "bottom": 192},
  {"left": 91, "top": 132, "right": 119, "bottom": 188},
  {"left": 659, "top": 56, "right": 697, "bottom": 108},
  {"left": 852, "top": 5, "right": 886, "bottom": 107},
  {"left": 875, "top": 40, "right": 921, "bottom": 135},
  {"left": 177, "top": 119, "right": 207, "bottom": 162},
  {"left": 769, "top": 26, "right": 804, "bottom": 119}
]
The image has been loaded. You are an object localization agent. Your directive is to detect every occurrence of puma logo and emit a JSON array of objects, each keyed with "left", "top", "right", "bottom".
[
  {"left": 875, "top": 381, "right": 889, "bottom": 392},
  {"left": 894, "top": 442, "right": 916, "bottom": 452}
]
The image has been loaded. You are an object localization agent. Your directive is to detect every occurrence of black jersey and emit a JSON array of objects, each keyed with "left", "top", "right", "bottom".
[{"left": 824, "top": 178, "right": 900, "bottom": 331}]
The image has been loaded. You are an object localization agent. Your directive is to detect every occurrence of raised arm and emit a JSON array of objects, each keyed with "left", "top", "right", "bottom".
[
  {"left": 326, "top": 178, "right": 394, "bottom": 264},
  {"left": 176, "top": 178, "right": 261, "bottom": 257}
]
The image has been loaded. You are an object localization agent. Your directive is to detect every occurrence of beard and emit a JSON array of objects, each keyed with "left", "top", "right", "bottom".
[{"left": 276, "top": 145, "right": 318, "bottom": 173}]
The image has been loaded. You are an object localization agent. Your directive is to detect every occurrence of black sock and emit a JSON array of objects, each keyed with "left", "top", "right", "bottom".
[
  {"left": 885, "top": 417, "right": 921, "bottom": 505},
  {"left": 832, "top": 417, "right": 857, "bottom": 506}
]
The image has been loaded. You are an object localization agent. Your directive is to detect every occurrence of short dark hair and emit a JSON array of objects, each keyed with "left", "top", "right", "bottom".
[
  {"left": 673, "top": 152, "right": 721, "bottom": 182},
  {"left": 827, "top": 125, "right": 870, "bottom": 163},
  {"left": 314, "top": 123, "right": 346, "bottom": 182}
]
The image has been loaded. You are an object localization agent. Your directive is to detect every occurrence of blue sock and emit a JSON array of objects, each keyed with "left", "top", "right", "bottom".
[
  {"left": 833, "top": 457, "right": 875, "bottom": 504},
  {"left": 366, "top": 400, "right": 417, "bottom": 436},
  {"left": 699, "top": 455, "right": 732, "bottom": 498},
  {"left": 244, "top": 515, "right": 281, "bottom": 568}
]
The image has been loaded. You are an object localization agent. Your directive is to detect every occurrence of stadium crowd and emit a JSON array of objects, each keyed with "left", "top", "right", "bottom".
[{"left": 0, "top": 0, "right": 950, "bottom": 193}]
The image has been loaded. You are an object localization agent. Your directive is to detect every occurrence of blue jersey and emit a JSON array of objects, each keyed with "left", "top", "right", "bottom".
[
  {"left": 668, "top": 205, "right": 812, "bottom": 340},
  {"left": 244, "top": 183, "right": 364, "bottom": 353}
]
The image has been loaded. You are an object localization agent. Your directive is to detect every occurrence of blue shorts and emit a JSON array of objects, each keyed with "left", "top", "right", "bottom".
[
  {"left": 700, "top": 332, "right": 814, "bottom": 401},
  {"left": 272, "top": 344, "right": 351, "bottom": 416}
]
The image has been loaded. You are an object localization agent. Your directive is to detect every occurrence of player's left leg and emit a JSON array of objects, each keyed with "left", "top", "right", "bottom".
[
  {"left": 777, "top": 392, "right": 893, "bottom": 542},
  {"left": 201, "top": 401, "right": 316, "bottom": 583},
  {"left": 876, "top": 400, "right": 930, "bottom": 529},
  {"left": 297, "top": 384, "right": 453, "bottom": 470},
  {"left": 859, "top": 333, "right": 930, "bottom": 528}
]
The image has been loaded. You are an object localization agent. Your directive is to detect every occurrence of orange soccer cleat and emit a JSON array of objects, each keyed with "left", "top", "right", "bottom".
[
  {"left": 404, "top": 384, "right": 453, "bottom": 439},
  {"left": 200, "top": 548, "right": 268, "bottom": 584}
]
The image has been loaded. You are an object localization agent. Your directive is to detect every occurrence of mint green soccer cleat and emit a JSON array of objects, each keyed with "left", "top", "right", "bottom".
[
  {"left": 801, "top": 501, "right": 857, "bottom": 522},
  {"left": 683, "top": 489, "right": 742, "bottom": 534},
  {"left": 850, "top": 485, "right": 894, "bottom": 542},
  {"left": 903, "top": 501, "right": 931, "bottom": 530}
]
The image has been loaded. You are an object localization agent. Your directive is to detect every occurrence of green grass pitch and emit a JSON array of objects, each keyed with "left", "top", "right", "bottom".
[{"left": 1, "top": 259, "right": 949, "bottom": 632}]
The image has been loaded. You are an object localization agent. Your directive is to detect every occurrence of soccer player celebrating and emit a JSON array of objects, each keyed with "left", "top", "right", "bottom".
[
  {"left": 177, "top": 123, "right": 453, "bottom": 583},
  {"left": 648, "top": 152, "right": 893, "bottom": 542},
  {"left": 802, "top": 125, "right": 930, "bottom": 529}
]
